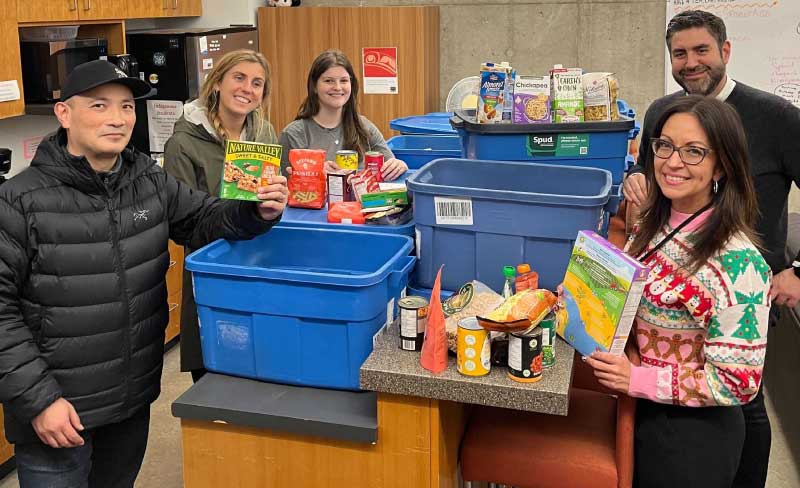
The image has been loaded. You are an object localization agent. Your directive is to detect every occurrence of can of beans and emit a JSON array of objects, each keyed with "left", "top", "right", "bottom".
[
  {"left": 398, "top": 296, "right": 429, "bottom": 351},
  {"left": 539, "top": 312, "right": 556, "bottom": 368},
  {"left": 508, "top": 326, "right": 543, "bottom": 382},
  {"left": 335, "top": 150, "right": 359, "bottom": 171},
  {"left": 457, "top": 317, "right": 491, "bottom": 376},
  {"left": 365, "top": 151, "right": 384, "bottom": 182}
]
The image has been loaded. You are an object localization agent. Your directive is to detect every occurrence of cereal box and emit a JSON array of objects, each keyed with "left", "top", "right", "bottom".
[
  {"left": 583, "top": 72, "right": 620, "bottom": 122},
  {"left": 477, "top": 63, "right": 507, "bottom": 124},
  {"left": 220, "top": 141, "right": 282, "bottom": 201},
  {"left": 513, "top": 75, "right": 551, "bottom": 124},
  {"left": 550, "top": 65, "right": 584, "bottom": 123},
  {"left": 557, "top": 231, "right": 648, "bottom": 356}
]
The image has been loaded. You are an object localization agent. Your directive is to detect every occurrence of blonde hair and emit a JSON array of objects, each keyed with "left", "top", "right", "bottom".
[{"left": 198, "top": 49, "right": 272, "bottom": 144}]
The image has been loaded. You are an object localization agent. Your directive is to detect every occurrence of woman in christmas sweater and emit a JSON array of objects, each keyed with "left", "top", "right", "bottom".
[{"left": 584, "top": 95, "right": 771, "bottom": 488}]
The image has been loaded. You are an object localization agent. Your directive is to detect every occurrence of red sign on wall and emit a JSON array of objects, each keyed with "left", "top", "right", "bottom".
[{"left": 362, "top": 47, "right": 398, "bottom": 95}]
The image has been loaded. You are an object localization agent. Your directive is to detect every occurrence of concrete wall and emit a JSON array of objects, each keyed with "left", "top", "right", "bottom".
[{"left": 297, "top": 0, "right": 668, "bottom": 115}]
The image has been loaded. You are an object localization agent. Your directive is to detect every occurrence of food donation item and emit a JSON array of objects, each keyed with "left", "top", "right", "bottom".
[
  {"left": 457, "top": 317, "right": 491, "bottom": 376},
  {"left": 508, "top": 326, "right": 543, "bottom": 382},
  {"left": 335, "top": 150, "right": 359, "bottom": 171},
  {"left": 513, "top": 75, "right": 551, "bottom": 124},
  {"left": 550, "top": 64, "right": 584, "bottom": 123},
  {"left": 477, "top": 289, "right": 557, "bottom": 333},
  {"left": 288, "top": 149, "right": 326, "bottom": 209},
  {"left": 442, "top": 281, "right": 504, "bottom": 352},
  {"left": 582, "top": 72, "right": 620, "bottom": 122},
  {"left": 220, "top": 141, "right": 282, "bottom": 201},
  {"left": 399, "top": 296, "right": 429, "bottom": 351}
]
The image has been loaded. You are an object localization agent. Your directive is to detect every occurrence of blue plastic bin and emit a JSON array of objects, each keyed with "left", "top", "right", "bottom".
[
  {"left": 186, "top": 227, "right": 416, "bottom": 390},
  {"left": 405, "top": 281, "right": 455, "bottom": 303},
  {"left": 406, "top": 158, "right": 614, "bottom": 292},
  {"left": 390, "top": 112, "right": 456, "bottom": 135},
  {"left": 450, "top": 110, "right": 634, "bottom": 185},
  {"left": 387, "top": 135, "right": 462, "bottom": 169}
]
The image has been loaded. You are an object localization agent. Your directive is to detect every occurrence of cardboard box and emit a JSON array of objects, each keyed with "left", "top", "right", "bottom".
[{"left": 220, "top": 141, "right": 282, "bottom": 201}]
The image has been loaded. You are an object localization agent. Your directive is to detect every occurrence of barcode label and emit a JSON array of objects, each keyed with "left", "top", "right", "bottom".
[
  {"left": 434, "top": 197, "right": 473, "bottom": 225},
  {"left": 401, "top": 339, "right": 417, "bottom": 351}
]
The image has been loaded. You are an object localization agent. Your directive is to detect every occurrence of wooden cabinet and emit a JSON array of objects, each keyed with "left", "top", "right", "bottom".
[
  {"left": 126, "top": 0, "right": 200, "bottom": 19},
  {"left": 165, "top": 240, "right": 184, "bottom": 344},
  {"left": 0, "top": 407, "right": 13, "bottom": 475},
  {"left": 0, "top": 0, "right": 25, "bottom": 119},
  {"left": 18, "top": 0, "right": 126, "bottom": 23}
]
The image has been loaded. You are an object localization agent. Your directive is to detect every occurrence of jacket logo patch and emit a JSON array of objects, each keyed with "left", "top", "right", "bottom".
[{"left": 133, "top": 209, "right": 150, "bottom": 223}]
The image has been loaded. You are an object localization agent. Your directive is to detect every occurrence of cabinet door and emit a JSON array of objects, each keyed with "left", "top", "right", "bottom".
[
  {"left": 1, "top": 0, "right": 25, "bottom": 119},
  {"left": 172, "top": 0, "right": 201, "bottom": 17},
  {"left": 18, "top": 0, "right": 79, "bottom": 22},
  {"left": 0, "top": 406, "right": 13, "bottom": 472},
  {"left": 126, "top": 0, "right": 171, "bottom": 19},
  {"left": 78, "top": 0, "right": 127, "bottom": 21}
]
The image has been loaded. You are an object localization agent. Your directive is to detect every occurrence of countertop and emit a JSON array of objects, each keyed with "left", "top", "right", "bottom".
[{"left": 360, "top": 323, "right": 575, "bottom": 416}]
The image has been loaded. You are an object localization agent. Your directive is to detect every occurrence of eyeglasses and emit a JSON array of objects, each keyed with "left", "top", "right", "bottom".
[{"left": 650, "top": 138, "right": 713, "bottom": 166}]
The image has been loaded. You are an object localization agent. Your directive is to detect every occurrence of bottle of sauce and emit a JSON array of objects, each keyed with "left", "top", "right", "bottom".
[{"left": 516, "top": 263, "right": 539, "bottom": 291}]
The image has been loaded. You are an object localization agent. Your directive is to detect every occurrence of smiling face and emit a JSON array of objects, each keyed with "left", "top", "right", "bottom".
[
  {"left": 669, "top": 27, "right": 730, "bottom": 96},
  {"left": 56, "top": 83, "right": 135, "bottom": 166},
  {"left": 215, "top": 61, "right": 266, "bottom": 119},
  {"left": 654, "top": 112, "right": 722, "bottom": 214},
  {"left": 315, "top": 65, "right": 352, "bottom": 112}
]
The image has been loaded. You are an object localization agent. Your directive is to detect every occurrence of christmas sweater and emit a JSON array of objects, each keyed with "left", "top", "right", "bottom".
[{"left": 627, "top": 208, "right": 771, "bottom": 407}]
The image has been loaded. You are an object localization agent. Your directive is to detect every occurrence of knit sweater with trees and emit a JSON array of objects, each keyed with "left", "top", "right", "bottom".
[{"left": 627, "top": 209, "right": 771, "bottom": 407}]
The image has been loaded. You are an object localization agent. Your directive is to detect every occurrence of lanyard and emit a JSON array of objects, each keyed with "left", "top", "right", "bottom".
[{"left": 639, "top": 201, "right": 714, "bottom": 263}]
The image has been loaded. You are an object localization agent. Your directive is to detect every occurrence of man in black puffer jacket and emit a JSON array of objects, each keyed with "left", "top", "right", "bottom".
[{"left": 0, "top": 61, "right": 288, "bottom": 487}]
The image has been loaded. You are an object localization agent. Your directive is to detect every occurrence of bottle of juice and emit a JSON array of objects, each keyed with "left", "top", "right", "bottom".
[
  {"left": 502, "top": 266, "right": 516, "bottom": 298},
  {"left": 515, "top": 263, "right": 539, "bottom": 291}
]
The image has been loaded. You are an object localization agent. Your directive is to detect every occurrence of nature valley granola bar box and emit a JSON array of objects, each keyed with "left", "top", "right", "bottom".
[
  {"left": 558, "top": 230, "right": 648, "bottom": 356},
  {"left": 220, "top": 141, "right": 282, "bottom": 202}
]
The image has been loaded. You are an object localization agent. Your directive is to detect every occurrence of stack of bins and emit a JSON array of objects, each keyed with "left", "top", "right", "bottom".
[
  {"left": 185, "top": 227, "right": 416, "bottom": 391},
  {"left": 406, "top": 158, "right": 613, "bottom": 294}
]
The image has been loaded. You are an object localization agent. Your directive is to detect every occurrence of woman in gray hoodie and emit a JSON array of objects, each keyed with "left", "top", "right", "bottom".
[{"left": 164, "top": 49, "right": 278, "bottom": 381}]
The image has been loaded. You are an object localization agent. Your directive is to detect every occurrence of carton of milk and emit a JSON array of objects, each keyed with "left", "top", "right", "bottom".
[
  {"left": 550, "top": 65, "right": 584, "bottom": 123},
  {"left": 513, "top": 75, "right": 551, "bottom": 124},
  {"left": 557, "top": 231, "right": 649, "bottom": 356},
  {"left": 477, "top": 63, "right": 507, "bottom": 124}
]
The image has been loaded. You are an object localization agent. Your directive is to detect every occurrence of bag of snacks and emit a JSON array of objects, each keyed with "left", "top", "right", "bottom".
[
  {"left": 442, "top": 281, "right": 505, "bottom": 352},
  {"left": 288, "top": 149, "right": 326, "bottom": 209},
  {"left": 327, "top": 201, "right": 365, "bottom": 224},
  {"left": 477, "top": 289, "right": 557, "bottom": 332},
  {"left": 582, "top": 72, "right": 619, "bottom": 122}
]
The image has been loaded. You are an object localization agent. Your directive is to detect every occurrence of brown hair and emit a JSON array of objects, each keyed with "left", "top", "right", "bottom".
[
  {"left": 628, "top": 95, "right": 760, "bottom": 272},
  {"left": 295, "top": 50, "right": 370, "bottom": 157},
  {"left": 666, "top": 9, "right": 727, "bottom": 52},
  {"left": 198, "top": 49, "right": 271, "bottom": 144}
]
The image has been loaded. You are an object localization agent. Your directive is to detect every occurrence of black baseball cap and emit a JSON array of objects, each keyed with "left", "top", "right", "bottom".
[{"left": 60, "top": 59, "right": 155, "bottom": 101}]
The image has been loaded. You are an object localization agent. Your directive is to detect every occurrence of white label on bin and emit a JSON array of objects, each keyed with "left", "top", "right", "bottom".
[
  {"left": 373, "top": 323, "right": 387, "bottom": 348},
  {"left": 415, "top": 228, "right": 422, "bottom": 260},
  {"left": 434, "top": 196, "right": 473, "bottom": 226}
]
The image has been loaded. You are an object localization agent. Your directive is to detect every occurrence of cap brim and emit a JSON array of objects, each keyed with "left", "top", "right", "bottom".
[{"left": 61, "top": 78, "right": 156, "bottom": 101}]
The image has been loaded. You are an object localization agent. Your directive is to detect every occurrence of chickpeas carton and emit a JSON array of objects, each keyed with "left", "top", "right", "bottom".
[
  {"left": 550, "top": 65, "right": 584, "bottom": 123},
  {"left": 221, "top": 141, "right": 282, "bottom": 201},
  {"left": 558, "top": 231, "right": 648, "bottom": 356},
  {"left": 513, "top": 75, "right": 551, "bottom": 124}
]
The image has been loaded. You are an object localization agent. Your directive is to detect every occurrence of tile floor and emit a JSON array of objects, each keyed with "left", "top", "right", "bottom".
[{"left": 0, "top": 344, "right": 797, "bottom": 488}]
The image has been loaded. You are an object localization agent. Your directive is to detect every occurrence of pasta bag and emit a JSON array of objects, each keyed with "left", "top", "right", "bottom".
[
  {"left": 288, "top": 149, "right": 326, "bottom": 209},
  {"left": 420, "top": 266, "right": 448, "bottom": 374}
]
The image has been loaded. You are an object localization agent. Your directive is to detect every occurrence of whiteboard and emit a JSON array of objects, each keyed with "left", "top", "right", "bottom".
[{"left": 665, "top": 0, "right": 800, "bottom": 107}]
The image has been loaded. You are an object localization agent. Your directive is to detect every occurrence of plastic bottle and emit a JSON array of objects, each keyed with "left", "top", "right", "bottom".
[
  {"left": 502, "top": 266, "right": 516, "bottom": 298},
  {"left": 516, "top": 264, "right": 532, "bottom": 292}
]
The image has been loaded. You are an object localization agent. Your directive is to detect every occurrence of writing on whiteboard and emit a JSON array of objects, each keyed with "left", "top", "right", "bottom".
[{"left": 775, "top": 84, "right": 800, "bottom": 107}]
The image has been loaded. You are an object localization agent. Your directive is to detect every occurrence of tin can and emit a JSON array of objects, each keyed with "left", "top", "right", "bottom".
[
  {"left": 457, "top": 317, "right": 491, "bottom": 376},
  {"left": 365, "top": 151, "right": 384, "bottom": 182},
  {"left": 508, "top": 326, "right": 543, "bottom": 382},
  {"left": 539, "top": 312, "right": 556, "bottom": 368},
  {"left": 398, "top": 296, "right": 429, "bottom": 351},
  {"left": 335, "top": 150, "right": 359, "bottom": 171}
]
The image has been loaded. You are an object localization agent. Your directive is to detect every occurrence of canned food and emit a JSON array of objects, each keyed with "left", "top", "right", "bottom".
[
  {"left": 399, "top": 296, "right": 429, "bottom": 351},
  {"left": 508, "top": 326, "right": 543, "bottom": 382},
  {"left": 335, "top": 150, "right": 359, "bottom": 171},
  {"left": 539, "top": 313, "right": 556, "bottom": 368},
  {"left": 457, "top": 317, "right": 491, "bottom": 376},
  {"left": 365, "top": 151, "right": 384, "bottom": 182}
]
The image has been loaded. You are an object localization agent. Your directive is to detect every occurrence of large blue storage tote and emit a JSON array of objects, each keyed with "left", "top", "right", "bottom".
[
  {"left": 390, "top": 112, "right": 456, "bottom": 135},
  {"left": 186, "top": 227, "right": 416, "bottom": 391},
  {"left": 450, "top": 111, "right": 634, "bottom": 185},
  {"left": 387, "top": 135, "right": 462, "bottom": 169},
  {"left": 406, "top": 158, "right": 613, "bottom": 293}
]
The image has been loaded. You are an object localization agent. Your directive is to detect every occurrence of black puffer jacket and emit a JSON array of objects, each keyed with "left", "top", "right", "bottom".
[{"left": 0, "top": 129, "right": 277, "bottom": 443}]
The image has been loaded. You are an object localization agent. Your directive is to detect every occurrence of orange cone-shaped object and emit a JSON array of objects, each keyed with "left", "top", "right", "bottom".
[{"left": 420, "top": 266, "right": 448, "bottom": 374}]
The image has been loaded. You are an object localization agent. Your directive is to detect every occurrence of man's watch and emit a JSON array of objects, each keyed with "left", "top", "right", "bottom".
[{"left": 791, "top": 260, "right": 800, "bottom": 279}]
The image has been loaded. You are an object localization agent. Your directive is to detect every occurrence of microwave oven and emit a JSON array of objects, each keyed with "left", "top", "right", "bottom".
[{"left": 20, "top": 38, "right": 109, "bottom": 103}]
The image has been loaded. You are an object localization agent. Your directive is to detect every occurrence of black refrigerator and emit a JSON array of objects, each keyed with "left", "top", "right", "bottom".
[{"left": 126, "top": 27, "right": 259, "bottom": 157}]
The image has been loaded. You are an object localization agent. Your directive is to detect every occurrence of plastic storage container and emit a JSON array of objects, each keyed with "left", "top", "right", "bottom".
[
  {"left": 450, "top": 110, "right": 634, "bottom": 185},
  {"left": 406, "top": 158, "right": 614, "bottom": 292},
  {"left": 386, "top": 135, "right": 462, "bottom": 169},
  {"left": 390, "top": 112, "right": 457, "bottom": 135},
  {"left": 186, "top": 227, "right": 416, "bottom": 390}
]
